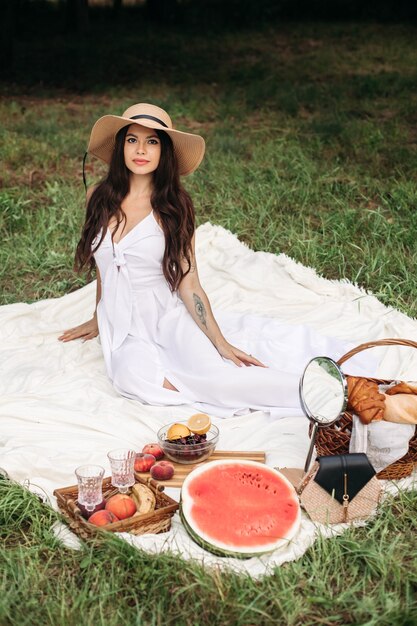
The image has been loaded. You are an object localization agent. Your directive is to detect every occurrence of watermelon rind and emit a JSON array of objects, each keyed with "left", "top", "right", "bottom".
[
  {"left": 179, "top": 504, "right": 272, "bottom": 559},
  {"left": 180, "top": 460, "right": 301, "bottom": 558}
]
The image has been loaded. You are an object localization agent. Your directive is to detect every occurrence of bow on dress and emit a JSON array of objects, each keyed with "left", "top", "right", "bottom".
[
  {"left": 99, "top": 213, "right": 164, "bottom": 353},
  {"left": 105, "top": 245, "right": 133, "bottom": 351}
]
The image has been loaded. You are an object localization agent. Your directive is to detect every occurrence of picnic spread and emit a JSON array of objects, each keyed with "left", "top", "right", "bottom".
[{"left": 1, "top": 222, "right": 416, "bottom": 577}]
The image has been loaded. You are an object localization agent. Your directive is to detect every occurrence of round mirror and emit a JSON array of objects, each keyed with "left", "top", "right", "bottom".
[{"left": 299, "top": 356, "right": 348, "bottom": 472}]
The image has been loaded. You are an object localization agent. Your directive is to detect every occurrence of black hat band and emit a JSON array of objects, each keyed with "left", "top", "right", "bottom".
[{"left": 129, "top": 114, "right": 168, "bottom": 128}]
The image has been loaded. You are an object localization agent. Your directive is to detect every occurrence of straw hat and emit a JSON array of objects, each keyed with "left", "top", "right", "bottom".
[{"left": 87, "top": 103, "right": 205, "bottom": 176}]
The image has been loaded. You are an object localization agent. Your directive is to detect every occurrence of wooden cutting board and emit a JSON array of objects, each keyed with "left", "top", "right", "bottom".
[{"left": 135, "top": 450, "right": 266, "bottom": 488}]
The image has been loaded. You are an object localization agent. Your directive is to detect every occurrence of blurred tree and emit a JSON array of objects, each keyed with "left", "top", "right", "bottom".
[
  {"left": 146, "top": 0, "right": 179, "bottom": 22},
  {"left": 65, "top": 0, "right": 90, "bottom": 33},
  {"left": 113, "top": 0, "right": 122, "bottom": 18},
  {"left": 0, "top": 0, "right": 16, "bottom": 78}
]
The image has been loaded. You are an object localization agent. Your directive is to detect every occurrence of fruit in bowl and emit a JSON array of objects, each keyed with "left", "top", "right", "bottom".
[
  {"left": 157, "top": 416, "right": 219, "bottom": 465},
  {"left": 166, "top": 423, "right": 191, "bottom": 440},
  {"left": 187, "top": 413, "right": 211, "bottom": 435}
]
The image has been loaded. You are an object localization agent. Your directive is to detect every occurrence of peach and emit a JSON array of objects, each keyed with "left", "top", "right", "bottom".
[
  {"left": 105, "top": 494, "right": 137, "bottom": 520},
  {"left": 78, "top": 499, "right": 106, "bottom": 520},
  {"left": 134, "top": 453, "right": 156, "bottom": 472},
  {"left": 142, "top": 443, "right": 164, "bottom": 460},
  {"left": 150, "top": 460, "right": 175, "bottom": 481},
  {"left": 89, "top": 510, "right": 119, "bottom": 526}
]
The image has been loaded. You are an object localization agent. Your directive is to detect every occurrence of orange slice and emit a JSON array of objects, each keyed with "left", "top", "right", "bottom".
[
  {"left": 167, "top": 423, "right": 191, "bottom": 440},
  {"left": 187, "top": 413, "right": 211, "bottom": 435}
]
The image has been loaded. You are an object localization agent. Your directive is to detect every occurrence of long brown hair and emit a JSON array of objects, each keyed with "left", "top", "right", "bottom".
[{"left": 74, "top": 126, "right": 195, "bottom": 291}]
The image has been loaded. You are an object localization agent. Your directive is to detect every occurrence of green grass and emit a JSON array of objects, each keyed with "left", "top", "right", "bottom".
[
  {"left": 2, "top": 22, "right": 417, "bottom": 312},
  {"left": 0, "top": 475, "right": 416, "bottom": 626},
  {"left": 1, "top": 19, "right": 417, "bottom": 625}
]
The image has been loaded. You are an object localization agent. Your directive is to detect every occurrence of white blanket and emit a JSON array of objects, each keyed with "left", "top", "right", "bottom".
[{"left": 1, "top": 222, "right": 416, "bottom": 578}]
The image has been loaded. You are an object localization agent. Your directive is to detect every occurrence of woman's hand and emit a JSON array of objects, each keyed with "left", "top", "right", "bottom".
[
  {"left": 58, "top": 316, "right": 99, "bottom": 343},
  {"left": 216, "top": 341, "right": 267, "bottom": 368}
]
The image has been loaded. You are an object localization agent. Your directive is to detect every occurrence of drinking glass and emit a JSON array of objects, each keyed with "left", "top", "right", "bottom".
[
  {"left": 75, "top": 464, "right": 105, "bottom": 512},
  {"left": 107, "top": 448, "right": 136, "bottom": 493}
]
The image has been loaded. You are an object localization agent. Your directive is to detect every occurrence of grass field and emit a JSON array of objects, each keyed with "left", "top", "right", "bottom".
[{"left": 1, "top": 17, "right": 417, "bottom": 626}]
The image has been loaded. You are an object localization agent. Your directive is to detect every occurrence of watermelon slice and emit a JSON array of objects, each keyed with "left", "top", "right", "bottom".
[{"left": 180, "top": 460, "right": 301, "bottom": 558}]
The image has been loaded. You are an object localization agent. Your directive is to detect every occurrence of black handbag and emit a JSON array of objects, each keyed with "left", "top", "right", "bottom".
[{"left": 298, "top": 453, "right": 382, "bottom": 524}]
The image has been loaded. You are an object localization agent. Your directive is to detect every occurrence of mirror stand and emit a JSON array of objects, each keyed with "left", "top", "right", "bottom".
[
  {"left": 299, "top": 356, "right": 348, "bottom": 473},
  {"left": 304, "top": 422, "right": 319, "bottom": 473}
]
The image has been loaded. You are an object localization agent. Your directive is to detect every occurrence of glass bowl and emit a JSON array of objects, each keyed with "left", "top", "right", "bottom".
[{"left": 157, "top": 422, "right": 219, "bottom": 465}]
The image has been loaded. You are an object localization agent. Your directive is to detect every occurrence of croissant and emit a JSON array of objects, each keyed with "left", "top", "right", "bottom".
[
  {"left": 383, "top": 381, "right": 417, "bottom": 424},
  {"left": 386, "top": 381, "right": 417, "bottom": 395},
  {"left": 346, "top": 376, "right": 385, "bottom": 424}
]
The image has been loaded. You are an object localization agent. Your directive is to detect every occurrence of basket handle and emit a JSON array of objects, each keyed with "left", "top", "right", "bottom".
[
  {"left": 134, "top": 473, "right": 165, "bottom": 492},
  {"left": 67, "top": 498, "right": 83, "bottom": 519},
  {"left": 337, "top": 338, "right": 417, "bottom": 367}
]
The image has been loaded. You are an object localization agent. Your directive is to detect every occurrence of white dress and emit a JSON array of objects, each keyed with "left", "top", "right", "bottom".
[{"left": 93, "top": 211, "right": 364, "bottom": 418}]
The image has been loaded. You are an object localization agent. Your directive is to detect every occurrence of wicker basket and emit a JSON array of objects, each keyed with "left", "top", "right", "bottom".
[
  {"left": 54, "top": 475, "right": 179, "bottom": 540},
  {"left": 314, "top": 338, "right": 417, "bottom": 480}
]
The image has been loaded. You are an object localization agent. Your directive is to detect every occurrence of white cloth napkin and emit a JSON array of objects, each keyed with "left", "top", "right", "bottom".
[{"left": 349, "top": 414, "right": 415, "bottom": 473}]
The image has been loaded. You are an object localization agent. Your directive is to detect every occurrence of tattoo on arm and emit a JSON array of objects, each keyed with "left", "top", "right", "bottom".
[{"left": 193, "top": 293, "right": 208, "bottom": 329}]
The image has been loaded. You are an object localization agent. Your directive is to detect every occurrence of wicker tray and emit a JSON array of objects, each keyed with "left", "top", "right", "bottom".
[
  {"left": 54, "top": 475, "right": 179, "bottom": 540},
  {"left": 314, "top": 338, "right": 417, "bottom": 480}
]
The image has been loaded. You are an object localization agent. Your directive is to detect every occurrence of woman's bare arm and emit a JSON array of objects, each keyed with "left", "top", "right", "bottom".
[
  {"left": 178, "top": 234, "right": 265, "bottom": 368},
  {"left": 178, "top": 236, "right": 224, "bottom": 348},
  {"left": 58, "top": 266, "right": 101, "bottom": 342},
  {"left": 58, "top": 185, "right": 101, "bottom": 342}
]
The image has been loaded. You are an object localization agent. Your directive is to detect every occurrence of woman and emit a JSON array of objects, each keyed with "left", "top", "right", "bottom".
[{"left": 58, "top": 103, "right": 368, "bottom": 418}]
